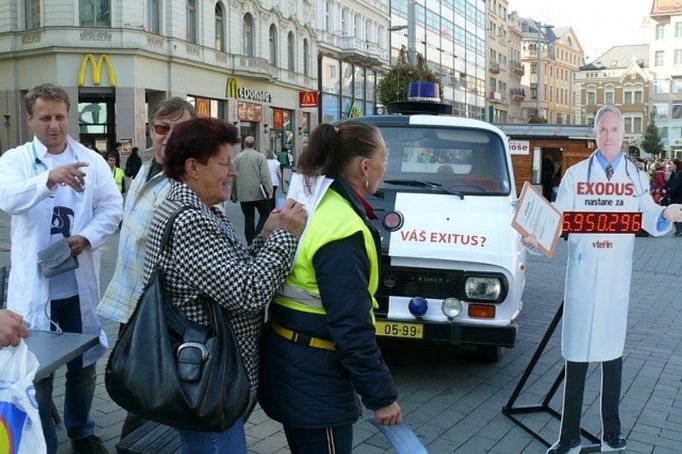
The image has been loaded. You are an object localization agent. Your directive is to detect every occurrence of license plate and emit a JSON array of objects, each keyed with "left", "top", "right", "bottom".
[{"left": 375, "top": 321, "right": 423, "bottom": 339}]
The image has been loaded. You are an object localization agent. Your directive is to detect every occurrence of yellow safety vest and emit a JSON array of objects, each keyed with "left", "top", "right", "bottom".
[
  {"left": 273, "top": 188, "right": 379, "bottom": 319},
  {"left": 112, "top": 167, "right": 124, "bottom": 193}
]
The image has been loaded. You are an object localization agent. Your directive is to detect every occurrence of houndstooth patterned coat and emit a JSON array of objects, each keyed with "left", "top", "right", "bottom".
[{"left": 143, "top": 180, "right": 297, "bottom": 392}]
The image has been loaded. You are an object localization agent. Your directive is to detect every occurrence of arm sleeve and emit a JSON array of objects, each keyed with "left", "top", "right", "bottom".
[
  {"left": 77, "top": 156, "right": 123, "bottom": 249},
  {"left": 0, "top": 148, "right": 54, "bottom": 214},
  {"left": 314, "top": 232, "right": 398, "bottom": 410},
  {"left": 172, "top": 214, "right": 297, "bottom": 314},
  {"left": 261, "top": 157, "right": 273, "bottom": 193},
  {"left": 638, "top": 172, "right": 670, "bottom": 236}
]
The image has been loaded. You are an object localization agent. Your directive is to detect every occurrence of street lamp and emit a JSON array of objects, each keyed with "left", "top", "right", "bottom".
[{"left": 535, "top": 22, "right": 554, "bottom": 119}]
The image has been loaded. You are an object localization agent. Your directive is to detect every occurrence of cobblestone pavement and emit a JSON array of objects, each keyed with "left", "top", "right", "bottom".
[{"left": 2, "top": 206, "right": 682, "bottom": 453}]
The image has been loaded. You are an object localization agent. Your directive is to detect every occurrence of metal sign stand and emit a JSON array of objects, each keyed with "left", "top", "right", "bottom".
[{"left": 502, "top": 301, "right": 602, "bottom": 453}]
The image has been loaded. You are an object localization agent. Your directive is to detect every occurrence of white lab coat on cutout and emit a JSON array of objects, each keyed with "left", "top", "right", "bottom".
[
  {"left": 555, "top": 152, "right": 669, "bottom": 362},
  {"left": 0, "top": 136, "right": 123, "bottom": 366}
]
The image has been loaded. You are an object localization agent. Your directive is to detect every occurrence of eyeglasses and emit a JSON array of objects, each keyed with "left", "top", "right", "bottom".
[{"left": 152, "top": 123, "right": 172, "bottom": 135}]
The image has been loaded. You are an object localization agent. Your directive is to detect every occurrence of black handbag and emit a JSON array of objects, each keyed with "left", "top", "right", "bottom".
[{"left": 105, "top": 206, "right": 250, "bottom": 432}]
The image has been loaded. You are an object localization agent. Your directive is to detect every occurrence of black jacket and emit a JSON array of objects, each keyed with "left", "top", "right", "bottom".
[{"left": 258, "top": 178, "right": 398, "bottom": 428}]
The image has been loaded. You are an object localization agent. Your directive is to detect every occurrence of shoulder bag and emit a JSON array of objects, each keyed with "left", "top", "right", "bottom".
[{"left": 105, "top": 205, "right": 250, "bottom": 432}]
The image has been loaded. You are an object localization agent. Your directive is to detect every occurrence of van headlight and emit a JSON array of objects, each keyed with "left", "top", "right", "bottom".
[{"left": 464, "top": 277, "right": 502, "bottom": 301}]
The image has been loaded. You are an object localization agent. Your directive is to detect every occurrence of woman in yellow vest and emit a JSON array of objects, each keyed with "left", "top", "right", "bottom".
[{"left": 258, "top": 121, "right": 401, "bottom": 453}]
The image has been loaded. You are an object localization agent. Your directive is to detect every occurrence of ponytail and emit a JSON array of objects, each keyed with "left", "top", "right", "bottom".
[{"left": 298, "top": 121, "right": 381, "bottom": 179}]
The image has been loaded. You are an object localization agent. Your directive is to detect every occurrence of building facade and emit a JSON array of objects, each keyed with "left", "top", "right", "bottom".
[
  {"left": 389, "top": 0, "right": 486, "bottom": 119},
  {"left": 575, "top": 45, "right": 651, "bottom": 156},
  {"left": 507, "top": 11, "right": 525, "bottom": 123},
  {"left": 485, "top": 0, "right": 508, "bottom": 123},
  {"left": 0, "top": 0, "right": 318, "bottom": 159},
  {"left": 517, "top": 16, "right": 583, "bottom": 124},
  {"left": 649, "top": 0, "right": 682, "bottom": 155},
  {"left": 317, "top": 0, "right": 389, "bottom": 123}
]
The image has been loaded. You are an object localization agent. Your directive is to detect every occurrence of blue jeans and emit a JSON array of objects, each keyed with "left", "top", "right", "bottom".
[
  {"left": 34, "top": 295, "right": 96, "bottom": 454},
  {"left": 177, "top": 417, "right": 246, "bottom": 454}
]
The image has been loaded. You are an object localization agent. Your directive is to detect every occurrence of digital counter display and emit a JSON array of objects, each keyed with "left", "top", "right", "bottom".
[{"left": 562, "top": 212, "right": 642, "bottom": 234}]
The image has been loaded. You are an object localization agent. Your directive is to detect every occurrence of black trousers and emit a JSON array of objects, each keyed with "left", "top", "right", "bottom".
[
  {"left": 283, "top": 424, "right": 353, "bottom": 454},
  {"left": 240, "top": 199, "right": 270, "bottom": 244},
  {"left": 559, "top": 358, "right": 622, "bottom": 443},
  {"left": 270, "top": 186, "right": 278, "bottom": 211}
]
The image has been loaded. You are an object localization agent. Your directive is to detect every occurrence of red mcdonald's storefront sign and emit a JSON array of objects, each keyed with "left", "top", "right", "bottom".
[{"left": 299, "top": 91, "right": 318, "bottom": 108}]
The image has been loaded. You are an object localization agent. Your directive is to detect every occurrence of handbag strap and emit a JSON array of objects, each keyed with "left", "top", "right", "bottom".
[{"left": 160, "top": 205, "right": 192, "bottom": 253}]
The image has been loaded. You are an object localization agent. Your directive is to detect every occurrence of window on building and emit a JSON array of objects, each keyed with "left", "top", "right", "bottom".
[
  {"left": 287, "top": 32, "right": 295, "bottom": 71},
  {"left": 25, "top": 0, "right": 40, "bottom": 29},
  {"left": 587, "top": 91, "right": 596, "bottom": 105},
  {"left": 674, "top": 104, "right": 682, "bottom": 120},
  {"left": 624, "top": 91, "right": 632, "bottom": 104},
  {"left": 530, "top": 83, "right": 537, "bottom": 100},
  {"left": 634, "top": 91, "right": 642, "bottom": 103},
  {"left": 530, "top": 62, "right": 536, "bottom": 74},
  {"left": 605, "top": 90, "right": 614, "bottom": 105},
  {"left": 656, "top": 23, "right": 665, "bottom": 39},
  {"left": 269, "top": 25, "right": 278, "bottom": 65},
  {"left": 655, "top": 50, "right": 665, "bottom": 66},
  {"left": 243, "top": 14, "right": 254, "bottom": 56},
  {"left": 654, "top": 103, "right": 669, "bottom": 120},
  {"left": 354, "top": 14, "right": 361, "bottom": 38},
  {"left": 215, "top": 3, "right": 225, "bottom": 51},
  {"left": 673, "top": 79, "right": 682, "bottom": 93},
  {"left": 342, "top": 9, "right": 349, "bottom": 35},
  {"left": 378, "top": 26, "right": 385, "bottom": 48},
  {"left": 80, "top": 0, "right": 110, "bottom": 26},
  {"left": 634, "top": 117, "right": 642, "bottom": 133},
  {"left": 624, "top": 117, "right": 633, "bottom": 134},
  {"left": 677, "top": 22, "right": 682, "bottom": 38},
  {"left": 303, "top": 39, "right": 310, "bottom": 76},
  {"left": 654, "top": 79, "right": 670, "bottom": 94},
  {"left": 148, "top": 0, "right": 160, "bottom": 34},
  {"left": 325, "top": 1, "right": 332, "bottom": 32},
  {"left": 186, "top": 0, "right": 196, "bottom": 42},
  {"left": 676, "top": 49, "right": 682, "bottom": 65}
]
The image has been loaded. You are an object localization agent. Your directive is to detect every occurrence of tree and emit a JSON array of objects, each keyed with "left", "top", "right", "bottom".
[
  {"left": 641, "top": 113, "right": 664, "bottom": 156},
  {"left": 377, "top": 46, "right": 443, "bottom": 106},
  {"left": 528, "top": 114, "right": 548, "bottom": 124}
]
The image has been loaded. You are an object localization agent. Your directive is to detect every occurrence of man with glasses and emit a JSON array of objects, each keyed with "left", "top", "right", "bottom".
[
  {"left": 0, "top": 83, "right": 123, "bottom": 454},
  {"left": 98, "top": 97, "right": 196, "bottom": 438}
]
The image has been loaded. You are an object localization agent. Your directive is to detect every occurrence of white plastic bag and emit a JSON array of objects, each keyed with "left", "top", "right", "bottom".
[{"left": 0, "top": 341, "right": 46, "bottom": 454}]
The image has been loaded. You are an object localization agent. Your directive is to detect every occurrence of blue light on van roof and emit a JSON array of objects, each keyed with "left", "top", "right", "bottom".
[{"left": 407, "top": 82, "right": 441, "bottom": 102}]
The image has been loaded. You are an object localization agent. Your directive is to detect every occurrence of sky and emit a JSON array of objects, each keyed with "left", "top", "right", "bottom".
[{"left": 507, "top": 0, "right": 653, "bottom": 62}]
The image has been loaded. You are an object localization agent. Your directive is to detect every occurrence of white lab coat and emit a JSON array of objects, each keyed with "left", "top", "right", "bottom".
[
  {"left": 0, "top": 136, "right": 123, "bottom": 366},
  {"left": 555, "top": 153, "right": 669, "bottom": 362}
]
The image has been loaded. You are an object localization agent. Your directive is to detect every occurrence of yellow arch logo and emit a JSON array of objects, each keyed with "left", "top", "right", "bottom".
[
  {"left": 77, "top": 54, "right": 116, "bottom": 87},
  {"left": 226, "top": 77, "right": 238, "bottom": 98}
]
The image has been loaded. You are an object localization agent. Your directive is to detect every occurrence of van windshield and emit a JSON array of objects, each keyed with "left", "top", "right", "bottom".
[{"left": 378, "top": 126, "right": 511, "bottom": 195}]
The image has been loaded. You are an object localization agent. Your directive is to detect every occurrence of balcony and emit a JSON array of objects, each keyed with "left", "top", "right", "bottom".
[
  {"left": 489, "top": 62, "right": 501, "bottom": 74},
  {"left": 510, "top": 88, "right": 526, "bottom": 100},
  {"left": 511, "top": 60, "right": 524, "bottom": 76},
  {"left": 338, "top": 36, "right": 384, "bottom": 65},
  {"left": 489, "top": 91, "right": 504, "bottom": 103}
]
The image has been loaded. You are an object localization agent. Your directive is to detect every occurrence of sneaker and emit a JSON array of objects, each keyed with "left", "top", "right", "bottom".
[
  {"left": 71, "top": 435, "right": 109, "bottom": 454},
  {"left": 546, "top": 438, "right": 581, "bottom": 454},
  {"left": 601, "top": 432, "right": 627, "bottom": 452},
  {"left": 674, "top": 231, "right": 682, "bottom": 237}
]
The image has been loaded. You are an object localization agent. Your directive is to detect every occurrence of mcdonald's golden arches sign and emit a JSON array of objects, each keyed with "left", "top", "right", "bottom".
[
  {"left": 77, "top": 54, "right": 116, "bottom": 87},
  {"left": 299, "top": 91, "right": 318, "bottom": 108}
]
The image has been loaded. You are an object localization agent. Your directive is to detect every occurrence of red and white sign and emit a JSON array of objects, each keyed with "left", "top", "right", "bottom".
[
  {"left": 509, "top": 140, "right": 530, "bottom": 155},
  {"left": 299, "top": 91, "right": 318, "bottom": 108}
]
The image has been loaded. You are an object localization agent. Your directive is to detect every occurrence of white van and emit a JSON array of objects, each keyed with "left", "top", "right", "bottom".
[{"left": 346, "top": 114, "right": 525, "bottom": 361}]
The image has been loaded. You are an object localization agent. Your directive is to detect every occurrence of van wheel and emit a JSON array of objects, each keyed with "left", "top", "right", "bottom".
[{"left": 477, "top": 345, "right": 504, "bottom": 362}]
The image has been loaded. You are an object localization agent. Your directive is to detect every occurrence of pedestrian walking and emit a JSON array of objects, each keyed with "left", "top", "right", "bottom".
[
  {"left": 107, "top": 153, "right": 126, "bottom": 195},
  {"left": 231, "top": 136, "right": 272, "bottom": 244},
  {"left": 0, "top": 83, "right": 123, "bottom": 454},
  {"left": 124, "top": 146, "right": 142, "bottom": 179},
  {"left": 259, "top": 121, "right": 402, "bottom": 454},
  {"left": 266, "top": 150, "right": 282, "bottom": 211}
]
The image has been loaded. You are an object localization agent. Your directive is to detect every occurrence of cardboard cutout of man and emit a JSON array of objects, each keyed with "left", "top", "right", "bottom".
[{"left": 523, "top": 105, "right": 682, "bottom": 454}]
